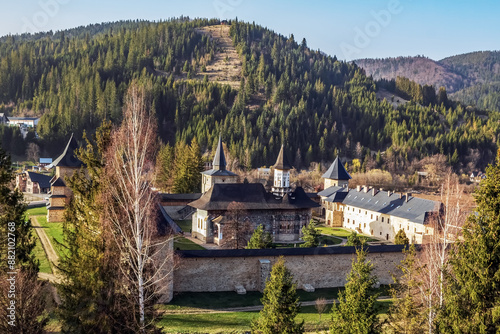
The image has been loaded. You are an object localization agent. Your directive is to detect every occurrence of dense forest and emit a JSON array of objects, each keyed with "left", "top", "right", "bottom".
[{"left": 0, "top": 18, "right": 499, "bottom": 172}]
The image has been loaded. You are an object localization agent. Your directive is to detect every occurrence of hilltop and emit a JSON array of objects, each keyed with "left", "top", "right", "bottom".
[{"left": 355, "top": 51, "right": 500, "bottom": 112}]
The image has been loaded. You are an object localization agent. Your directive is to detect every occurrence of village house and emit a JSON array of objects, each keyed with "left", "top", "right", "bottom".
[
  {"left": 7, "top": 116, "right": 39, "bottom": 127},
  {"left": 16, "top": 171, "right": 51, "bottom": 194},
  {"left": 189, "top": 141, "right": 319, "bottom": 246},
  {"left": 319, "top": 157, "right": 441, "bottom": 244},
  {"left": 47, "top": 134, "right": 84, "bottom": 222}
]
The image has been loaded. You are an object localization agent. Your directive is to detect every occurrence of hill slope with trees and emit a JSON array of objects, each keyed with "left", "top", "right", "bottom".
[
  {"left": 0, "top": 19, "right": 499, "bottom": 174},
  {"left": 355, "top": 51, "right": 500, "bottom": 112}
]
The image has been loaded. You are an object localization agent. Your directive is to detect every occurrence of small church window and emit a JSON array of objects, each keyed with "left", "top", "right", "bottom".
[{"left": 381, "top": 217, "right": 384, "bottom": 222}]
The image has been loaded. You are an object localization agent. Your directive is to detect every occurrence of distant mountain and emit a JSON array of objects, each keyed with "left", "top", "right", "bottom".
[{"left": 355, "top": 51, "right": 500, "bottom": 112}]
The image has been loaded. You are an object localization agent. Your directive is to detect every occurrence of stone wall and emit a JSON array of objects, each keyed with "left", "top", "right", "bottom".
[{"left": 173, "top": 246, "right": 406, "bottom": 293}]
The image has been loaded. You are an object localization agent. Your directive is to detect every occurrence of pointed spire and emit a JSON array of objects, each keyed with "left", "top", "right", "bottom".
[
  {"left": 322, "top": 156, "right": 351, "bottom": 180},
  {"left": 212, "top": 135, "right": 227, "bottom": 171},
  {"left": 51, "top": 133, "right": 84, "bottom": 168},
  {"left": 273, "top": 144, "right": 292, "bottom": 170}
]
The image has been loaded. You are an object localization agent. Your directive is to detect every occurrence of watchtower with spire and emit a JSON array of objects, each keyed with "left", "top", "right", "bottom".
[
  {"left": 322, "top": 156, "right": 351, "bottom": 189},
  {"left": 201, "top": 136, "right": 238, "bottom": 193},
  {"left": 272, "top": 145, "right": 293, "bottom": 197}
]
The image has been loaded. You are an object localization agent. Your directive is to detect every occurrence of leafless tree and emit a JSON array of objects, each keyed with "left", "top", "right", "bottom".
[
  {"left": 315, "top": 297, "right": 328, "bottom": 320},
  {"left": 417, "top": 173, "right": 469, "bottom": 333},
  {"left": 219, "top": 201, "right": 251, "bottom": 249},
  {"left": 25, "top": 142, "right": 40, "bottom": 163},
  {"left": 0, "top": 269, "right": 48, "bottom": 334},
  {"left": 103, "top": 83, "right": 174, "bottom": 333}
]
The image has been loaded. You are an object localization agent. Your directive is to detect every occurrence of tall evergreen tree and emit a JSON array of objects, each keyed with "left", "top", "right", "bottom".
[
  {"left": 438, "top": 149, "right": 500, "bottom": 333},
  {"left": 330, "top": 247, "right": 380, "bottom": 334},
  {"left": 246, "top": 224, "right": 272, "bottom": 249},
  {"left": 57, "top": 122, "right": 133, "bottom": 333},
  {"left": 251, "top": 256, "right": 304, "bottom": 334}
]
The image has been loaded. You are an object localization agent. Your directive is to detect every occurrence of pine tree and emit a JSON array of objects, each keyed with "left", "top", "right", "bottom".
[
  {"left": 246, "top": 224, "right": 273, "bottom": 249},
  {"left": 438, "top": 149, "right": 500, "bottom": 333},
  {"left": 58, "top": 122, "right": 133, "bottom": 333},
  {"left": 300, "top": 220, "right": 320, "bottom": 248},
  {"left": 386, "top": 244, "right": 425, "bottom": 333},
  {"left": 394, "top": 229, "right": 410, "bottom": 245},
  {"left": 251, "top": 257, "right": 304, "bottom": 334},
  {"left": 330, "top": 247, "right": 380, "bottom": 334},
  {"left": 0, "top": 145, "right": 47, "bottom": 332}
]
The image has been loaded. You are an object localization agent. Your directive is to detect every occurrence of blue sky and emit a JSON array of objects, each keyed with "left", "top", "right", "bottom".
[{"left": 0, "top": 0, "right": 498, "bottom": 61}]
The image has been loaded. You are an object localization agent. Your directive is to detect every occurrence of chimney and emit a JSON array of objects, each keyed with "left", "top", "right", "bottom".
[
  {"left": 363, "top": 186, "right": 369, "bottom": 193},
  {"left": 406, "top": 192, "right": 411, "bottom": 202},
  {"left": 387, "top": 190, "right": 391, "bottom": 197},
  {"left": 372, "top": 188, "right": 378, "bottom": 196},
  {"left": 356, "top": 185, "right": 361, "bottom": 192}
]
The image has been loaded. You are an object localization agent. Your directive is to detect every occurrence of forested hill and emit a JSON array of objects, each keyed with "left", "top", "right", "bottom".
[
  {"left": 355, "top": 51, "right": 500, "bottom": 112},
  {"left": 0, "top": 19, "right": 499, "bottom": 173}
]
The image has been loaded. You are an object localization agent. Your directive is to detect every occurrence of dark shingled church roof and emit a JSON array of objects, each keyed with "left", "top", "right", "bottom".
[
  {"left": 273, "top": 145, "right": 292, "bottom": 170},
  {"left": 26, "top": 172, "right": 51, "bottom": 189},
  {"left": 188, "top": 183, "right": 319, "bottom": 211},
  {"left": 51, "top": 134, "right": 84, "bottom": 168},
  {"left": 202, "top": 136, "right": 237, "bottom": 177},
  {"left": 322, "top": 156, "right": 351, "bottom": 180}
]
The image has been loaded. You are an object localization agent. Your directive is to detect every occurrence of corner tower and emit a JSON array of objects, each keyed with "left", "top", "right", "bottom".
[
  {"left": 322, "top": 156, "right": 351, "bottom": 189},
  {"left": 201, "top": 135, "right": 238, "bottom": 193},
  {"left": 272, "top": 145, "right": 293, "bottom": 197}
]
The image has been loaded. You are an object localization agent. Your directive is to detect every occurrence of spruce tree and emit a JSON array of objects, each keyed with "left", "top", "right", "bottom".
[
  {"left": 57, "top": 122, "right": 133, "bottom": 333},
  {"left": 330, "top": 247, "right": 380, "bottom": 334},
  {"left": 394, "top": 229, "right": 410, "bottom": 245},
  {"left": 300, "top": 220, "right": 320, "bottom": 248},
  {"left": 251, "top": 257, "right": 304, "bottom": 334},
  {"left": 438, "top": 149, "right": 500, "bottom": 333},
  {"left": 246, "top": 224, "right": 272, "bottom": 249}
]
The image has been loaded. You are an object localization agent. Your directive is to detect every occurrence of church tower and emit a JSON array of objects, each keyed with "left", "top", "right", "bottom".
[
  {"left": 272, "top": 145, "right": 293, "bottom": 197},
  {"left": 201, "top": 135, "right": 238, "bottom": 193},
  {"left": 322, "top": 156, "right": 351, "bottom": 189}
]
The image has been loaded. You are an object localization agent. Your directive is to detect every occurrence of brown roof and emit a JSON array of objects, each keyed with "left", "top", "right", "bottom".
[{"left": 188, "top": 183, "right": 319, "bottom": 211}]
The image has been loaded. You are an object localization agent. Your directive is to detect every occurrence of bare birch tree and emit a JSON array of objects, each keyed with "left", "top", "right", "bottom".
[
  {"left": 104, "top": 83, "right": 174, "bottom": 333},
  {"left": 418, "top": 173, "right": 469, "bottom": 333}
]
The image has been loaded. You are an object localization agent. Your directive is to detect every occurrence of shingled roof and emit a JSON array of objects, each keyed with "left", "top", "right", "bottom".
[
  {"left": 188, "top": 183, "right": 319, "bottom": 211},
  {"left": 26, "top": 172, "right": 51, "bottom": 189},
  {"left": 51, "top": 134, "right": 84, "bottom": 168},
  {"left": 322, "top": 156, "right": 351, "bottom": 180},
  {"left": 273, "top": 145, "right": 292, "bottom": 170},
  {"left": 202, "top": 136, "right": 237, "bottom": 177},
  {"left": 322, "top": 186, "right": 440, "bottom": 225}
]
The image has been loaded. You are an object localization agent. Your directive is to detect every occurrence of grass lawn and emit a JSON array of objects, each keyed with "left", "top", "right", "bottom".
[
  {"left": 33, "top": 234, "right": 52, "bottom": 274},
  {"left": 174, "top": 237, "right": 206, "bottom": 251},
  {"left": 316, "top": 225, "right": 352, "bottom": 238},
  {"left": 318, "top": 235, "right": 343, "bottom": 245},
  {"left": 27, "top": 206, "right": 47, "bottom": 217},
  {"left": 175, "top": 220, "right": 192, "bottom": 233},
  {"left": 161, "top": 286, "right": 390, "bottom": 311},
  {"left": 158, "top": 302, "right": 392, "bottom": 333}
]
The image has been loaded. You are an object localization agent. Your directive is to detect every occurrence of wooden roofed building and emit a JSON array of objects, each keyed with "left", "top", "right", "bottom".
[{"left": 47, "top": 134, "right": 84, "bottom": 222}]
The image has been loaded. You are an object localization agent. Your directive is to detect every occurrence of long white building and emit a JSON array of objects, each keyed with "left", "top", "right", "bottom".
[{"left": 318, "top": 157, "right": 441, "bottom": 244}]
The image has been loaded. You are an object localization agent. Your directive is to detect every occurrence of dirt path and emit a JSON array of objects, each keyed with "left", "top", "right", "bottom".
[
  {"left": 161, "top": 296, "right": 391, "bottom": 315},
  {"left": 195, "top": 25, "right": 242, "bottom": 89},
  {"left": 32, "top": 216, "right": 61, "bottom": 282}
]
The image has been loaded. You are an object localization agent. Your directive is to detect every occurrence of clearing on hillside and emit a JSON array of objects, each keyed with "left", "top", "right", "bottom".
[{"left": 195, "top": 25, "right": 242, "bottom": 89}]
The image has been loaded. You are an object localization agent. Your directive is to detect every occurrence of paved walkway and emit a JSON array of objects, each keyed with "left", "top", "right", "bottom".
[{"left": 182, "top": 232, "right": 221, "bottom": 250}]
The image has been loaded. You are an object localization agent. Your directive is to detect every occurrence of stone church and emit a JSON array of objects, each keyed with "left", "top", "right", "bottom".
[{"left": 189, "top": 142, "right": 319, "bottom": 246}]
